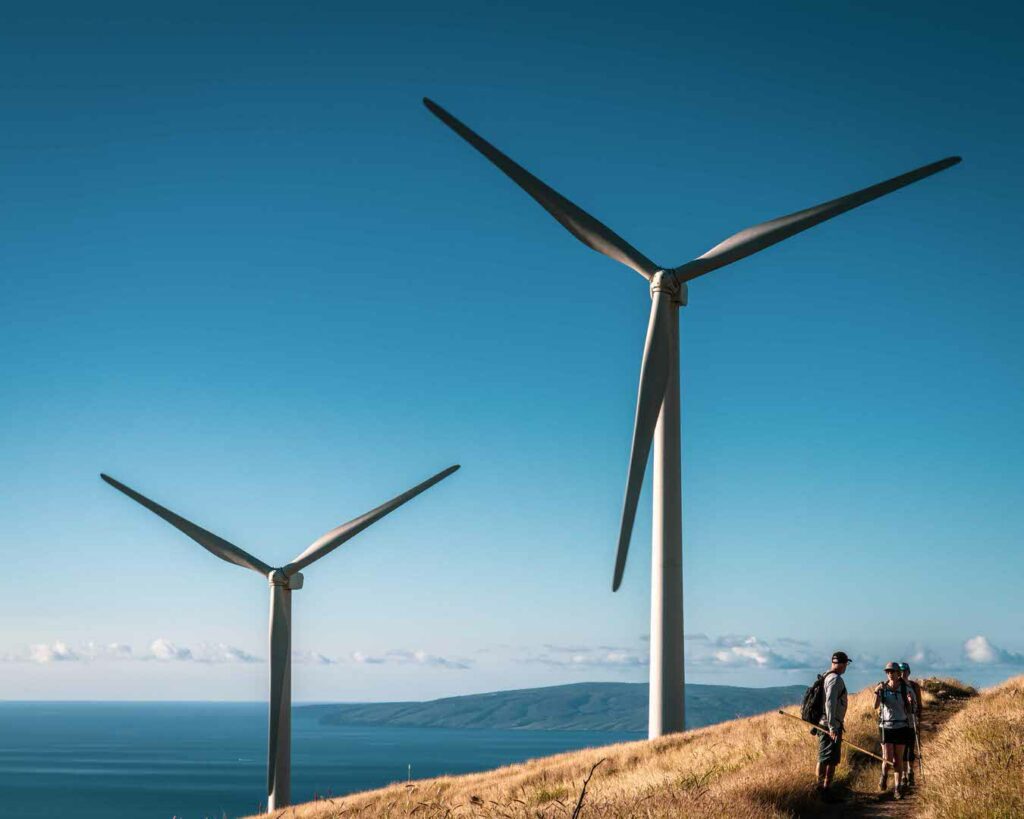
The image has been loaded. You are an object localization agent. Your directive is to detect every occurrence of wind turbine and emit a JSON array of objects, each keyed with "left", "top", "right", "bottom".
[
  {"left": 100, "top": 464, "right": 459, "bottom": 810},
  {"left": 423, "top": 97, "right": 959, "bottom": 738}
]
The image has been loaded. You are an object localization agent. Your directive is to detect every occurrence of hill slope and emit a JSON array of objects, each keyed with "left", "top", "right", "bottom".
[
  {"left": 299, "top": 682, "right": 805, "bottom": 732},
  {"left": 255, "top": 677, "right": 1021, "bottom": 819}
]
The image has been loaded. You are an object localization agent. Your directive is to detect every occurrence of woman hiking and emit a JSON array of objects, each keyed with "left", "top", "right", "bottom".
[{"left": 874, "top": 661, "right": 915, "bottom": 799}]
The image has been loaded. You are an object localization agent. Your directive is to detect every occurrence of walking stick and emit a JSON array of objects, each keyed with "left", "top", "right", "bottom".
[
  {"left": 911, "top": 712, "right": 925, "bottom": 783},
  {"left": 777, "top": 710, "right": 885, "bottom": 763}
]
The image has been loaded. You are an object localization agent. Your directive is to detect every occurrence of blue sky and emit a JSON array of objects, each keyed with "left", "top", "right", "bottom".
[{"left": 1, "top": 2, "right": 1022, "bottom": 701}]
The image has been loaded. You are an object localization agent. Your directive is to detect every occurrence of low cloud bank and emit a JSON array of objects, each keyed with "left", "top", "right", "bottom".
[
  {"left": 4, "top": 639, "right": 261, "bottom": 664},
  {"left": 351, "top": 649, "right": 470, "bottom": 670},
  {"left": 963, "top": 635, "right": 1024, "bottom": 666},
  {"left": 518, "top": 644, "right": 648, "bottom": 669}
]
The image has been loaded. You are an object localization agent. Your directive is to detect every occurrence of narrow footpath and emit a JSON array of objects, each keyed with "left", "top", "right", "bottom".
[{"left": 814, "top": 684, "right": 968, "bottom": 819}]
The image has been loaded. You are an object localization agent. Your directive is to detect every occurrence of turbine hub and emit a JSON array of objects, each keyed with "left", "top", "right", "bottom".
[
  {"left": 650, "top": 270, "right": 687, "bottom": 306},
  {"left": 268, "top": 569, "right": 304, "bottom": 590}
]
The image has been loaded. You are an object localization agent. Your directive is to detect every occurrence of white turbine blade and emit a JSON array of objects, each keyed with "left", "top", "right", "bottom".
[
  {"left": 676, "top": 156, "right": 961, "bottom": 281},
  {"left": 424, "top": 98, "right": 659, "bottom": 280},
  {"left": 100, "top": 474, "right": 272, "bottom": 576},
  {"left": 283, "top": 465, "right": 460, "bottom": 575},
  {"left": 613, "top": 293, "right": 672, "bottom": 591}
]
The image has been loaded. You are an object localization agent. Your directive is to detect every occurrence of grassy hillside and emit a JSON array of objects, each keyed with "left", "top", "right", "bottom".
[
  {"left": 299, "top": 682, "right": 805, "bottom": 732},
  {"left": 919, "top": 676, "right": 1024, "bottom": 818},
  {"left": 252, "top": 676, "right": 1022, "bottom": 818}
]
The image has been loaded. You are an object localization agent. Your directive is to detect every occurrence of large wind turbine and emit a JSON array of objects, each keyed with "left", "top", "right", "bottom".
[
  {"left": 424, "top": 97, "right": 959, "bottom": 738},
  {"left": 100, "top": 465, "right": 459, "bottom": 810}
]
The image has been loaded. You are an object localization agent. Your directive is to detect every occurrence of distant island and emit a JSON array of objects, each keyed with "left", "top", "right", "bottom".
[{"left": 298, "top": 681, "right": 805, "bottom": 732}]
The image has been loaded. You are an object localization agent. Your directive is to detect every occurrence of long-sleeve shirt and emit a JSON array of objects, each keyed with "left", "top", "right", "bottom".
[{"left": 821, "top": 672, "right": 848, "bottom": 735}]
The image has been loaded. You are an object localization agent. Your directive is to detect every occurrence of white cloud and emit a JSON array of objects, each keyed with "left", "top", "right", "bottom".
[
  {"left": 963, "top": 635, "right": 1024, "bottom": 666},
  {"left": 293, "top": 650, "right": 338, "bottom": 665},
  {"left": 686, "top": 635, "right": 812, "bottom": 670},
  {"left": 518, "top": 644, "right": 648, "bottom": 670},
  {"left": 351, "top": 649, "right": 470, "bottom": 670},
  {"left": 146, "top": 639, "right": 262, "bottom": 664},
  {"left": 81, "top": 642, "right": 134, "bottom": 661},
  {"left": 2, "top": 638, "right": 265, "bottom": 665},
  {"left": 193, "top": 643, "right": 261, "bottom": 664},
  {"left": 29, "top": 641, "right": 79, "bottom": 663},
  {"left": 904, "top": 644, "right": 945, "bottom": 669},
  {"left": 351, "top": 651, "right": 387, "bottom": 665},
  {"left": 710, "top": 636, "right": 806, "bottom": 669},
  {"left": 149, "top": 638, "right": 193, "bottom": 662}
]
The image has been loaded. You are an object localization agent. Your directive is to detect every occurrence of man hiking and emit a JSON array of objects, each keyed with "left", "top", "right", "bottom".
[
  {"left": 900, "top": 662, "right": 923, "bottom": 786},
  {"left": 816, "top": 651, "right": 851, "bottom": 795},
  {"left": 875, "top": 661, "right": 915, "bottom": 799}
]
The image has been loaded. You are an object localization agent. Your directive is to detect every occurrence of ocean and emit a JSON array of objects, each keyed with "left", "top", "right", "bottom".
[{"left": 0, "top": 702, "right": 639, "bottom": 818}]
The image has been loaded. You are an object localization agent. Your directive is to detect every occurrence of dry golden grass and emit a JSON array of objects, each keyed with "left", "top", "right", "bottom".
[
  {"left": 251, "top": 681, "right": 888, "bottom": 819},
  {"left": 918, "top": 675, "right": 1024, "bottom": 818},
  {"left": 251, "top": 676, "right": 1024, "bottom": 818}
]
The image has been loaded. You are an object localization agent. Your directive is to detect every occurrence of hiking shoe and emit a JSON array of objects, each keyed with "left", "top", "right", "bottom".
[
  {"left": 893, "top": 786, "right": 903, "bottom": 800},
  {"left": 878, "top": 773, "right": 888, "bottom": 792}
]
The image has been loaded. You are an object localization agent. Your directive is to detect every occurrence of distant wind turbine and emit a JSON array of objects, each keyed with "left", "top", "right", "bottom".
[
  {"left": 101, "top": 465, "right": 459, "bottom": 811},
  {"left": 424, "top": 96, "right": 959, "bottom": 738}
]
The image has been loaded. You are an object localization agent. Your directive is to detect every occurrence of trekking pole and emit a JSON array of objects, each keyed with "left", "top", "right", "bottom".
[
  {"left": 777, "top": 710, "right": 885, "bottom": 763},
  {"left": 911, "top": 712, "right": 924, "bottom": 783}
]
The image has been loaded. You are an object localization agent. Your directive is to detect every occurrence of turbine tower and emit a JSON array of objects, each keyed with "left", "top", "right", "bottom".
[
  {"left": 424, "top": 97, "right": 959, "bottom": 737},
  {"left": 101, "top": 464, "right": 459, "bottom": 810}
]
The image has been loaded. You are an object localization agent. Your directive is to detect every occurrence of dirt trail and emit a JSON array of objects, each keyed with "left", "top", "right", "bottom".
[{"left": 812, "top": 687, "right": 967, "bottom": 819}]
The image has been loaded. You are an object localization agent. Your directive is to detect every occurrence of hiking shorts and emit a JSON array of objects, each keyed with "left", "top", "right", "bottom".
[
  {"left": 817, "top": 727, "right": 842, "bottom": 765},
  {"left": 879, "top": 726, "right": 912, "bottom": 746}
]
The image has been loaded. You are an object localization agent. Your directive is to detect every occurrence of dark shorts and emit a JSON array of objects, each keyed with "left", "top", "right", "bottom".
[
  {"left": 817, "top": 728, "right": 842, "bottom": 764},
  {"left": 880, "top": 725, "right": 912, "bottom": 746}
]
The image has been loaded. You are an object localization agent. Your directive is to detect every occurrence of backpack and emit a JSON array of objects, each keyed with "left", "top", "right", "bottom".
[{"left": 800, "top": 671, "right": 836, "bottom": 724}]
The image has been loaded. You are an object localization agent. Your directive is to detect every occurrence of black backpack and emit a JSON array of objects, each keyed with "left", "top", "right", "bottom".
[{"left": 800, "top": 671, "right": 836, "bottom": 724}]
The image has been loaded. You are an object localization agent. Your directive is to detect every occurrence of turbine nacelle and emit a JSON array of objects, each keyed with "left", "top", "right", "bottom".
[
  {"left": 650, "top": 271, "right": 687, "bottom": 306},
  {"left": 269, "top": 569, "right": 304, "bottom": 590}
]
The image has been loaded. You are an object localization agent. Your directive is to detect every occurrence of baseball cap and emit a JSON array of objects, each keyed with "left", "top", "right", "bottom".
[
  {"left": 832, "top": 651, "right": 852, "bottom": 664},
  {"left": 884, "top": 661, "right": 901, "bottom": 672}
]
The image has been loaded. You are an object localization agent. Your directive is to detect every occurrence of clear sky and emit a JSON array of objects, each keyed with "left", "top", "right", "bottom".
[{"left": 2, "top": 2, "right": 1021, "bottom": 701}]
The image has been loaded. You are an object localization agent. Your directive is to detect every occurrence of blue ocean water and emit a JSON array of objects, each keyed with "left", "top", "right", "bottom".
[{"left": 0, "top": 703, "right": 638, "bottom": 818}]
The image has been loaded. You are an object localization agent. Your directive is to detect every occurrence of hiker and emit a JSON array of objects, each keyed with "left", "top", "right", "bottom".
[
  {"left": 900, "top": 662, "right": 923, "bottom": 786},
  {"left": 815, "top": 651, "right": 850, "bottom": 794},
  {"left": 875, "top": 662, "right": 914, "bottom": 799}
]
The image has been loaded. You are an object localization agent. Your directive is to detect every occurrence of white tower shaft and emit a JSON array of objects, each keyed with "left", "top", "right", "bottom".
[
  {"left": 267, "top": 580, "right": 292, "bottom": 811},
  {"left": 649, "top": 298, "right": 685, "bottom": 737}
]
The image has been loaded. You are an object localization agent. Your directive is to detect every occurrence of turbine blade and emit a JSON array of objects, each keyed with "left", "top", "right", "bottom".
[
  {"left": 100, "top": 474, "right": 272, "bottom": 576},
  {"left": 424, "top": 98, "right": 659, "bottom": 280},
  {"left": 613, "top": 292, "right": 673, "bottom": 591},
  {"left": 677, "top": 156, "right": 962, "bottom": 281},
  {"left": 283, "top": 465, "right": 460, "bottom": 575}
]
